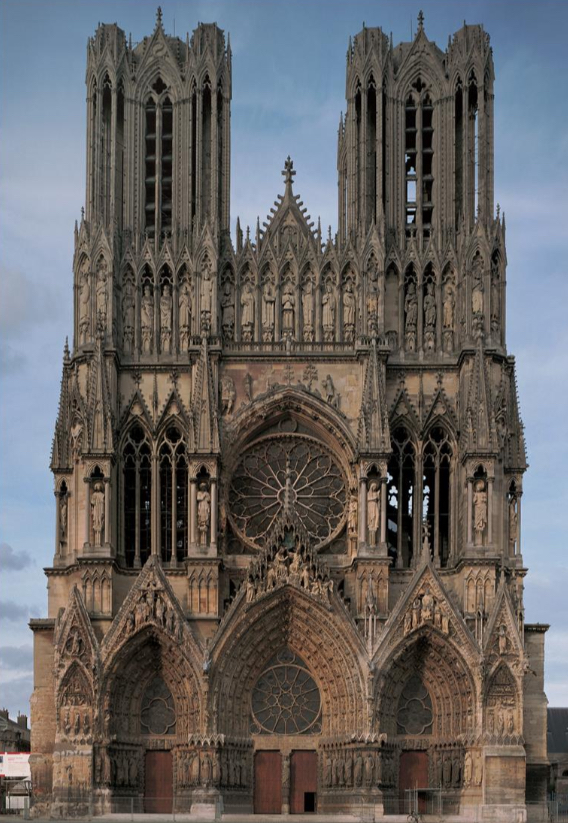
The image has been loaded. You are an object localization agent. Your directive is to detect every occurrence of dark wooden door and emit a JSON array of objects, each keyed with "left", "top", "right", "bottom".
[
  {"left": 399, "top": 751, "right": 429, "bottom": 813},
  {"left": 145, "top": 750, "right": 173, "bottom": 814},
  {"left": 254, "top": 751, "right": 282, "bottom": 814},
  {"left": 290, "top": 750, "right": 318, "bottom": 814}
]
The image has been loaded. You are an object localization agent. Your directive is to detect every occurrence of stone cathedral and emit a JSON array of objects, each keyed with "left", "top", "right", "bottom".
[{"left": 30, "top": 11, "right": 548, "bottom": 819}]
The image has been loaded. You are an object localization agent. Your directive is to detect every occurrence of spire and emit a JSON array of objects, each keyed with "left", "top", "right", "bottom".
[
  {"left": 357, "top": 339, "right": 390, "bottom": 453},
  {"left": 191, "top": 336, "right": 220, "bottom": 453},
  {"left": 51, "top": 342, "right": 72, "bottom": 470}
]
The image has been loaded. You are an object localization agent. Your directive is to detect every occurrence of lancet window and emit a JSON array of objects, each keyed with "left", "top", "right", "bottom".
[
  {"left": 405, "top": 79, "right": 435, "bottom": 238},
  {"left": 144, "top": 77, "right": 173, "bottom": 239},
  {"left": 122, "top": 424, "right": 152, "bottom": 568},
  {"left": 387, "top": 427, "right": 415, "bottom": 568},
  {"left": 422, "top": 426, "right": 452, "bottom": 567},
  {"left": 158, "top": 426, "right": 188, "bottom": 564}
]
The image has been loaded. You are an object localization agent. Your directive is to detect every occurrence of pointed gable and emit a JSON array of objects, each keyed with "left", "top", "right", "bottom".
[
  {"left": 190, "top": 336, "right": 220, "bottom": 453},
  {"left": 464, "top": 339, "right": 497, "bottom": 454},
  {"left": 86, "top": 322, "right": 114, "bottom": 453},
  {"left": 358, "top": 339, "right": 390, "bottom": 453},
  {"left": 55, "top": 586, "right": 100, "bottom": 674}
]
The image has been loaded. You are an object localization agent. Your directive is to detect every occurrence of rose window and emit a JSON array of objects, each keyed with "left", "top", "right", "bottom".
[
  {"left": 251, "top": 649, "right": 322, "bottom": 735},
  {"left": 228, "top": 434, "right": 347, "bottom": 550}
]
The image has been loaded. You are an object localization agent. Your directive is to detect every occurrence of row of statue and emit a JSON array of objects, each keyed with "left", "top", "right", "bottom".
[
  {"left": 322, "top": 749, "right": 395, "bottom": 789},
  {"left": 60, "top": 708, "right": 91, "bottom": 741},
  {"left": 486, "top": 705, "right": 517, "bottom": 737},
  {"left": 245, "top": 542, "right": 333, "bottom": 605},
  {"left": 93, "top": 749, "right": 139, "bottom": 788},
  {"left": 403, "top": 588, "right": 450, "bottom": 636},
  {"left": 430, "top": 749, "right": 483, "bottom": 789},
  {"left": 125, "top": 586, "right": 182, "bottom": 640},
  {"left": 177, "top": 748, "right": 249, "bottom": 789}
]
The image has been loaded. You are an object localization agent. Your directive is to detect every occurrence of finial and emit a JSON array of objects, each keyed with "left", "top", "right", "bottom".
[
  {"left": 64, "top": 338, "right": 70, "bottom": 361},
  {"left": 417, "top": 10, "right": 424, "bottom": 31},
  {"left": 81, "top": 206, "right": 85, "bottom": 221},
  {"left": 327, "top": 225, "right": 332, "bottom": 242},
  {"left": 496, "top": 203, "right": 501, "bottom": 219},
  {"left": 282, "top": 156, "right": 296, "bottom": 190},
  {"left": 156, "top": 6, "right": 163, "bottom": 28},
  {"left": 129, "top": 32, "right": 132, "bottom": 51},
  {"left": 246, "top": 225, "right": 250, "bottom": 242}
]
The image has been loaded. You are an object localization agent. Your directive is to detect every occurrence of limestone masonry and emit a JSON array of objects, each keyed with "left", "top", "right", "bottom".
[{"left": 30, "top": 9, "right": 549, "bottom": 819}]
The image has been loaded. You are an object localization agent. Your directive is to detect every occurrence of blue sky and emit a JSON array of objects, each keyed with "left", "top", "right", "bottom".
[{"left": 0, "top": 0, "right": 567, "bottom": 718}]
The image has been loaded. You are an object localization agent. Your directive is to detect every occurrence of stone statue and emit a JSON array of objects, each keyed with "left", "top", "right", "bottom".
[
  {"left": 322, "top": 374, "right": 338, "bottom": 408},
  {"left": 79, "top": 266, "right": 91, "bottom": 343},
  {"left": 491, "top": 265, "right": 500, "bottom": 330},
  {"left": 498, "top": 624, "right": 508, "bottom": 655},
  {"left": 262, "top": 281, "right": 276, "bottom": 341},
  {"left": 141, "top": 285, "right": 154, "bottom": 353},
  {"left": 302, "top": 280, "right": 314, "bottom": 340},
  {"left": 343, "top": 281, "right": 356, "bottom": 341},
  {"left": 367, "top": 284, "right": 379, "bottom": 331},
  {"left": 424, "top": 281, "right": 436, "bottom": 328},
  {"left": 160, "top": 284, "right": 173, "bottom": 353},
  {"left": 60, "top": 495, "right": 68, "bottom": 540},
  {"left": 322, "top": 281, "right": 336, "bottom": 341},
  {"left": 220, "top": 375, "right": 236, "bottom": 415},
  {"left": 281, "top": 281, "right": 295, "bottom": 335},
  {"left": 179, "top": 281, "right": 192, "bottom": 351},
  {"left": 246, "top": 576, "right": 255, "bottom": 603},
  {"left": 443, "top": 285, "right": 454, "bottom": 329},
  {"left": 348, "top": 497, "right": 357, "bottom": 536},
  {"left": 473, "top": 480, "right": 487, "bottom": 544},
  {"left": 464, "top": 751, "right": 473, "bottom": 788},
  {"left": 95, "top": 259, "right": 108, "bottom": 322},
  {"left": 241, "top": 282, "right": 255, "bottom": 341},
  {"left": 472, "top": 260, "right": 484, "bottom": 317},
  {"left": 200, "top": 264, "right": 213, "bottom": 333},
  {"left": 221, "top": 281, "right": 235, "bottom": 341},
  {"left": 70, "top": 418, "right": 83, "bottom": 457},
  {"left": 354, "top": 752, "right": 363, "bottom": 787},
  {"left": 91, "top": 481, "right": 105, "bottom": 546},
  {"left": 405, "top": 281, "right": 418, "bottom": 351},
  {"left": 122, "top": 280, "right": 135, "bottom": 353},
  {"left": 197, "top": 483, "right": 211, "bottom": 545},
  {"left": 509, "top": 498, "right": 518, "bottom": 549},
  {"left": 367, "top": 481, "right": 380, "bottom": 543},
  {"left": 421, "top": 587, "right": 434, "bottom": 621}
]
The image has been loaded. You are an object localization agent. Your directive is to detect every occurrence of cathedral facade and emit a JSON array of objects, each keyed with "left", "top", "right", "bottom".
[{"left": 30, "top": 11, "right": 549, "bottom": 819}]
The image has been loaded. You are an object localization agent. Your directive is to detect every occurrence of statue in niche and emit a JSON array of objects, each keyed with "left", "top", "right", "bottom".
[
  {"left": 221, "top": 281, "right": 235, "bottom": 341},
  {"left": 179, "top": 281, "right": 192, "bottom": 351},
  {"left": 473, "top": 480, "right": 487, "bottom": 545},
  {"left": 421, "top": 587, "right": 434, "bottom": 621},
  {"left": 60, "top": 494, "right": 68, "bottom": 541},
  {"left": 95, "top": 259, "right": 108, "bottom": 322},
  {"left": 281, "top": 281, "right": 295, "bottom": 336},
  {"left": 322, "top": 280, "right": 336, "bottom": 341},
  {"left": 348, "top": 497, "right": 358, "bottom": 536},
  {"left": 509, "top": 497, "right": 518, "bottom": 549},
  {"left": 70, "top": 417, "right": 83, "bottom": 458},
  {"left": 160, "top": 284, "right": 173, "bottom": 353},
  {"left": 472, "top": 258, "right": 484, "bottom": 329},
  {"left": 442, "top": 283, "right": 455, "bottom": 352},
  {"left": 262, "top": 280, "right": 276, "bottom": 341},
  {"left": 302, "top": 280, "right": 314, "bottom": 341},
  {"left": 79, "top": 265, "right": 91, "bottom": 344},
  {"left": 241, "top": 282, "right": 255, "bottom": 341},
  {"left": 343, "top": 281, "right": 356, "bottom": 341},
  {"left": 367, "top": 481, "right": 381, "bottom": 544},
  {"left": 491, "top": 266, "right": 500, "bottom": 332},
  {"left": 200, "top": 263, "right": 213, "bottom": 333},
  {"left": 354, "top": 752, "right": 363, "bottom": 787},
  {"left": 91, "top": 481, "right": 105, "bottom": 546},
  {"left": 367, "top": 284, "right": 379, "bottom": 333},
  {"left": 141, "top": 285, "right": 154, "bottom": 353},
  {"left": 122, "top": 280, "right": 135, "bottom": 353},
  {"left": 463, "top": 751, "right": 473, "bottom": 788},
  {"left": 405, "top": 281, "right": 418, "bottom": 350},
  {"left": 197, "top": 482, "right": 211, "bottom": 545},
  {"left": 424, "top": 281, "right": 436, "bottom": 325},
  {"left": 220, "top": 375, "right": 236, "bottom": 415},
  {"left": 498, "top": 624, "right": 508, "bottom": 655}
]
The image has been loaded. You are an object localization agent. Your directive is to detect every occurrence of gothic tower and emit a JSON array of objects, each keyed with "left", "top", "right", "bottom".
[{"left": 31, "top": 12, "right": 547, "bottom": 820}]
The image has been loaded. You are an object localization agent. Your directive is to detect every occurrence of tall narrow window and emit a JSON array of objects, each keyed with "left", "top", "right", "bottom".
[
  {"left": 366, "top": 79, "right": 377, "bottom": 224},
  {"left": 101, "top": 76, "right": 112, "bottom": 225},
  {"left": 202, "top": 79, "right": 212, "bottom": 220},
  {"left": 159, "top": 426, "right": 188, "bottom": 563},
  {"left": 122, "top": 425, "right": 152, "bottom": 568},
  {"left": 116, "top": 83, "right": 125, "bottom": 232},
  {"left": 468, "top": 74, "right": 478, "bottom": 221},
  {"left": 455, "top": 79, "right": 463, "bottom": 224},
  {"left": 144, "top": 78, "right": 174, "bottom": 239},
  {"left": 423, "top": 427, "right": 452, "bottom": 567},
  {"left": 405, "top": 79, "right": 435, "bottom": 238},
  {"left": 190, "top": 83, "right": 197, "bottom": 225},
  {"left": 387, "top": 427, "right": 415, "bottom": 568}
]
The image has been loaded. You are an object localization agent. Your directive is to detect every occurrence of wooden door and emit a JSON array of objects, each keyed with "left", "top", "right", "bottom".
[
  {"left": 254, "top": 751, "right": 282, "bottom": 814},
  {"left": 290, "top": 750, "right": 317, "bottom": 814},
  {"left": 399, "top": 751, "right": 429, "bottom": 813},
  {"left": 145, "top": 750, "right": 173, "bottom": 814}
]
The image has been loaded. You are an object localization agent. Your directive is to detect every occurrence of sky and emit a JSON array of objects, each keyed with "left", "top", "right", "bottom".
[{"left": 0, "top": 0, "right": 567, "bottom": 720}]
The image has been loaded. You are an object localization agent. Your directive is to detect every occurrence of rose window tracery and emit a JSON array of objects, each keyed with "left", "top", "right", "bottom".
[
  {"left": 251, "top": 649, "right": 322, "bottom": 735},
  {"left": 228, "top": 434, "right": 347, "bottom": 550},
  {"left": 396, "top": 675, "right": 433, "bottom": 735},
  {"left": 140, "top": 676, "right": 176, "bottom": 735}
]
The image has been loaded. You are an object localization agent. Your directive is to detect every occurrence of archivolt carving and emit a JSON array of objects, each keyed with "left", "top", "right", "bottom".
[{"left": 210, "top": 586, "right": 367, "bottom": 738}]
